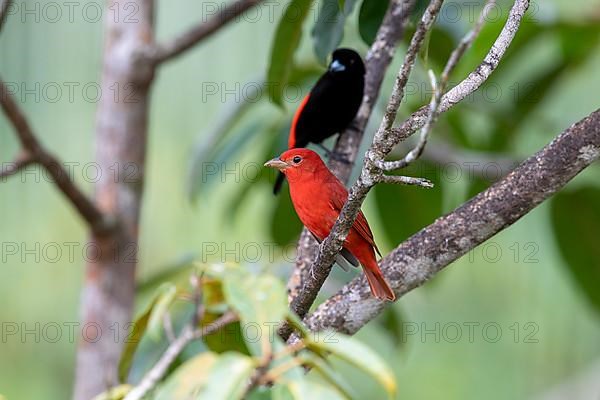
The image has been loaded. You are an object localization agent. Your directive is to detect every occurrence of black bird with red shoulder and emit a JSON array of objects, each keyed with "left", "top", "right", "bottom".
[{"left": 273, "top": 48, "right": 365, "bottom": 194}]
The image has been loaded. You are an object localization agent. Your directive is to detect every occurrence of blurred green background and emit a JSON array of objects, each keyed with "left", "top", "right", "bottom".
[{"left": 1, "top": 0, "right": 600, "bottom": 398}]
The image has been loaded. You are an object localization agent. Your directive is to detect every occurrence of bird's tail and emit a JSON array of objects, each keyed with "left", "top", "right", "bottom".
[
  {"left": 363, "top": 266, "right": 396, "bottom": 301},
  {"left": 273, "top": 171, "right": 286, "bottom": 195}
]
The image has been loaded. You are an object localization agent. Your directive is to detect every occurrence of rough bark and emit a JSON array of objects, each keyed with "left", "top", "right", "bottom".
[{"left": 300, "top": 108, "right": 600, "bottom": 336}]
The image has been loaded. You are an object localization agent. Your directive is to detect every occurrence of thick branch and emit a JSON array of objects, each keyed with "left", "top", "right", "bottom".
[
  {"left": 0, "top": 79, "right": 113, "bottom": 235},
  {"left": 141, "top": 0, "right": 263, "bottom": 65},
  {"left": 285, "top": 0, "right": 416, "bottom": 335},
  {"left": 300, "top": 108, "right": 600, "bottom": 336},
  {"left": 287, "top": 0, "right": 529, "bottom": 339}
]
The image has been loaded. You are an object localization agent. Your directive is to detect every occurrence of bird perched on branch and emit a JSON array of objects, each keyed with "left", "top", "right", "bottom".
[
  {"left": 265, "top": 149, "right": 395, "bottom": 301},
  {"left": 273, "top": 48, "right": 365, "bottom": 194}
]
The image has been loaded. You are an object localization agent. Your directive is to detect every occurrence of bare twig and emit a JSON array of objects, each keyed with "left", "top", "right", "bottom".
[
  {"left": 0, "top": 78, "right": 114, "bottom": 235},
  {"left": 388, "top": 0, "right": 530, "bottom": 151},
  {"left": 376, "top": 0, "right": 495, "bottom": 171},
  {"left": 124, "top": 312, "right": 238, "bottom": 400},
  {"left": 141, "top": 0, "right": 264, "bottom": 65},
  {"left": 0, "top": 151, "right": 35, "bottom": 179},
  {"left": 298, "top": 108, "right": 600, "bottom": 338},
  {"left": 283, "top": 0, "right": 417, "bottom": 338}
]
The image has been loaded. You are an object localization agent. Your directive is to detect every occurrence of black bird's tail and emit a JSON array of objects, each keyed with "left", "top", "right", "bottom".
[{"left": 273, "top": 171, "right": 286, "bottom": 195}]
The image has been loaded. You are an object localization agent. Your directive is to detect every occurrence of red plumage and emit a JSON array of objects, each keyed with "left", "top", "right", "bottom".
[{"left": 265, "top": 149, "right": 395, "bottom": 301}]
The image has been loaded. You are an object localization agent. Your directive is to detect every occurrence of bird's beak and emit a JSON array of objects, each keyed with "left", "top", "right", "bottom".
[
  {"left": 329, "top": 59, "right": 346, "bottom": 72},
  {"left": 264, "top": 158, "right": 289, "bottom": 171}
]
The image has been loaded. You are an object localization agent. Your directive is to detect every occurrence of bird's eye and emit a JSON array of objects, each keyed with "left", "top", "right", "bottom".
[{"left": 292, "top": 156, "right": 302, "bottom": 164}]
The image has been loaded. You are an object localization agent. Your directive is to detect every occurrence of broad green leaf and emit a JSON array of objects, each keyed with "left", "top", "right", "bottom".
[
  {"left": 312, "top": 0, "right": 358, "bottom": 65},
  {"left": 223, "top": 271, "right": 288, "bottom": 355},
  {"left": 550, "top": 187, "right": 600, "bottom": 314},
  {"left": 358, "top": 0, "right": 389, "bottom": 46},
  {"left": 195, "top": 352, "right": 257, "bottom": 399},
  {"left": 281, "top": 380, "right": 347, "bottom": 400},
  {"left": 91, "top": 385, "right": 132, "bottom": 400},
  {"left": 297, "top": 353, "right": 356, "bottom": 399},
  {"left": 268, "top": 0, "right": 314, "bottom": 106},
  {"left": 202, "top": 316, "right": 250, "bottom": 355},
  {"left": 118, "top": 284, "right": 177, "bottom": 382},
  {"left": 373, "top": 161, "right": 442, "bottom": 245},
  {"left": 154, "top": 352, "right": 218, "bottom": 400},
  {"left": 147, "top": 283, "right": 179, "bottom": 341},
  {"left": 305, "top": 331, "right": 397, "bottom": 398}
]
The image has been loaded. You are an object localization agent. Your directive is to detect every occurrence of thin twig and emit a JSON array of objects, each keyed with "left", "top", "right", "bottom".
[
  {"left": 0, "top": 151, "right": 35, "bottom": 179},
  {"left": 377, "top": 0, "right": 496, "bottom": 171},
  {"left": 124, "top": 312, "right": 238, "bottom": 400},
  {"left": 141, "top": 0, "right": 264, "bottom": 65},
  {"left": 376, "top": 174, "right": 434, "bottom": 188},
  {"left": 388, "top": 0, "right": 530, "bottom": 151},
  {"left": 0, "top": 78, "right": 114, "bottom": 235}
]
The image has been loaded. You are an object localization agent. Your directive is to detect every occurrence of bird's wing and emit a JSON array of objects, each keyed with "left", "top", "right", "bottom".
[{"left": 329, "top": 183, "right": 381, "bottom": 257}]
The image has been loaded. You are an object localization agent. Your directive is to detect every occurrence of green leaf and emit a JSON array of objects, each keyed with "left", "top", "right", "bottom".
[
  {"left": 91, "top": 385, "right": 133, "bottom": 400},
  {"left": 279, "top": 380, "right": 347, "bottom": 400},
  {"left": 358, "top": 0, "right": 389, "bottom": 45},
  {"left": 223, "top": 271, "right": 288, "bottom": 355},
  {"left": 194, "top": 352, "right": 257, "bottom": 399},
  {"left": 297, "top": 353, "right": 356, "bottom": 399},
  {"left": 147, "top": 283, "right": 179, "bottom": 341},
  {"left": 154, "top": 352, "right": 218, "bottom": 400},
  {"left": 550, "top": 187, "right": 600, "bottom": 314},
  {"left": 312, "top": 0, "right": 357, "bottom": 65},
  {"left": 373, "top": 161, "right": 443, "bottom": 245},
  {"left": 118, "top": 284, "right": 177, "bottom": 382},
  {"left": 268, "top": 0, "right": 314, "bottom": 106},
  {"left": 305, "top": 331, "right": 397, "bottom": 398},
  {"left": 285, "top": 311, "right": 310, "bottom": 340}
]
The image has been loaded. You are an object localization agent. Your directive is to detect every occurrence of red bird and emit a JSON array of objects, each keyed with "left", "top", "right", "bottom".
[
  {"left": 273, "top": 48, "right": 365, "bottom": 194},
  {"left": 265, "top": 149, "right": 395, "bottom": 301}
]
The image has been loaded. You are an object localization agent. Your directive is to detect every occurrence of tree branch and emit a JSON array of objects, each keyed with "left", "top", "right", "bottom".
[
  {"left": 300, "top": 108, "right": 600, "bottom": 336},
  {"left": 285, "top": 0, "right": 529, "bottom": 342},
  {"left": 0, "top": 78, "right": 114, "bottom": 235},
  {"left": 284, "top": 0, "right": 417, "bottom": 336},
  {"left": 124, "top": 312, "right": 238, "bottom": 400},
  {"left": 141, "top": 0, "right": 264, "bottom": 65}
]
